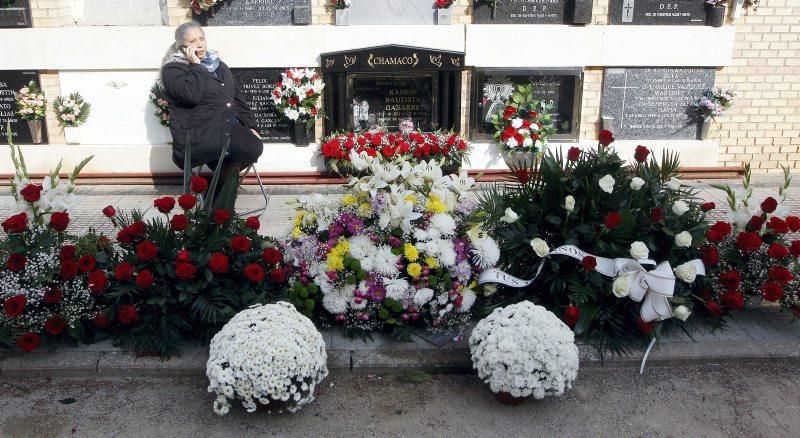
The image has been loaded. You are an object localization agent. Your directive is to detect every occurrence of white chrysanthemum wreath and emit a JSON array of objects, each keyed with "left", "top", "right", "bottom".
[
  {"left": 469, "top": 301, "right": 579, "bottom": 400},
  {"left": 206, "top": 302, "right": 328, "bottom": 415}
]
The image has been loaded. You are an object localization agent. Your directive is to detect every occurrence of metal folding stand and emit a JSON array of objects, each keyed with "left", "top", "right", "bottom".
[{"left": 235, "top": 163, "right": 270, "bottom": 218}]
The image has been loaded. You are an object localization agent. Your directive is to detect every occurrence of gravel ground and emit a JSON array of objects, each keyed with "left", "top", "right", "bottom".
[{"left": 1, "top": 362, "right": 799, "bottom": 437}]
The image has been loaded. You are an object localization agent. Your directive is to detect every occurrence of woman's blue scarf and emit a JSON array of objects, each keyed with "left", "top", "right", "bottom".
[{"left": 200, "top": 51, "right": 221, "bottom": 74}]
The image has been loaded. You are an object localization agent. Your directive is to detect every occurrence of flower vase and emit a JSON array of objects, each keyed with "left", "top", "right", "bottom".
[
  {"left": 27, "top": 120, "right": 43, "bottom": 144},
  {"left": 293, "top": 120, "right": 310, "bottom": 147},
  {"left": 601, "top": 115, "right": 614, "bottom": 132},
  {"left": 503, "top": 151, "right": 538, "bottom": 169},
  {"left": 436, "top": 8, "right": 453, "bottom": 25},
  {"left": 495, "top": 392, "right": 527, "bottom": 406},
  {"left": 64, "top": 126, "right": 80, "bottom": 145},
  {"left": 706, "top": 5, "right": 725, "bottom": 27},
  {"left": 335, "top": 8, "right": 350, "bottom": 26},
  {"left": 698, "top": 118, "right": 712, "bottom": 140}
]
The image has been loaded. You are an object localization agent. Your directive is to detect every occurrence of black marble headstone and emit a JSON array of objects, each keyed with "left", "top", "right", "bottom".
[
  {"left": 350, "top": 75, "right": 436, "bottom": 132},
  {"left": 600, "top": 68, "right": 715, "bottom": 140},
  {"left": 473, "top": 0, "right": 566, "bottom": 24},
  {"left": 230, "top": 68, "right": 291, "bottom": 143},
  {"left": 0, "top": 71, "right": 47, "bottom": 145},
  {"left": 609, "top": 0, "right": 706, "bottom": 25},
  {"left": 0, "top": 0, "right": 31, "bottom": 28},
  {"left": 194, "top": 0, "right": 311, "bottom": 26}
]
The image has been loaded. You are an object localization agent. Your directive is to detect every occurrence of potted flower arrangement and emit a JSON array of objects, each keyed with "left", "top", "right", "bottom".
[
  {"left": 273, "top": 68, "right": 325, "bottom": 147},
  {"left": 434, "top": 0, "right": 454, "bottom": 25},
  {"left": 705, "top": 0, "right": 726, "bottom": 27},
  {"left": 99, "top": 177, "right": 289, "bottom": 357},
  {"left": 330, "top": 0, "right": 351, "bottom": 25},
  {"left": 477, "top": 132, "right": 713, "bottom": 357},
  {"left": 14, "top": 81, "right": 46, "bottom": 144},
  {"left": 284, "top": 151, "right": 500, "bottom": 339},
  {"left": 53, "top": 92, "right": 91, "bottom": 145},
  {"left": 692, "top": 87, "right": 735, "bottom": 140},
  {"left": 701, "top": 165, "right": 800, "bottom": 312},
  {"left": 0, "top": 0, "right": 31, "bottom": 28},
  {"left": 489, "top": 84, "right": 556, "bottom": 169},
  {"left": 320, "top": 130, "right": 471, "bottom": 177},
  {"left": 470, "top": 301, "right": 579, "bottom": 405},
  {"left": 207, "top": 302, "right": 328, "bottom": 415},
  {"left": 1, "top": 132, "right": 98, "bottom": 352},
  {"left": 149, "top": 83, "right": 171, "bottom": 128}
]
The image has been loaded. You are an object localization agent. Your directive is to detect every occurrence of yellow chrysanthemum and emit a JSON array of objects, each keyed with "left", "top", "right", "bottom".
[
  {"left": 293, "top": 212, "right": 305, "bottom": 227},
  {"left": 330, "top": 239, "right": 350, "bottom": 256},
  {"left": 403, "top": 243, "right": 419, "bottom": 262},
  {"left": 404, "top": 194, "right": 417, "bottom": 205},
  {"left": 357, "top": 202, "right": 372, "bottom": 217},
  {"left": 468, "top": 280, "right": 478, "bottom": 289},
  {"left": 425, "top": 195, "right": 446, "bottom": 214},
  {"left": 407, "top": 263, "right": 422, "bottom": 278},
  {"left": 341, "top": 194, "right": 357, "bottom": 206},
  {"left": 292, "top": 226, "right": 302, "bottom": 238},
  {"left": 326, "top": 255, "right": 344, "bottom": 272},
  {"left": 425, "top": 257, "right": 439, "bottom": 268}
]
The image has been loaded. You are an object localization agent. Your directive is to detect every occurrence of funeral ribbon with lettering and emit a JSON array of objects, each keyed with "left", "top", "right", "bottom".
[{"left": 478, "top": 245, "right": 706, "bottom": 323}]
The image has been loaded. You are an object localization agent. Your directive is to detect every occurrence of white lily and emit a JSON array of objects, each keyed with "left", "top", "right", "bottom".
[{"left": 500, "top": 208, "right": 519, "bottom": 223}]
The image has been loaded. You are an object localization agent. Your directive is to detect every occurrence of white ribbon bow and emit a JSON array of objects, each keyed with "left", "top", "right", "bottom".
[{"left": 614, "top": 259, "right": 676, "bottom": 322}]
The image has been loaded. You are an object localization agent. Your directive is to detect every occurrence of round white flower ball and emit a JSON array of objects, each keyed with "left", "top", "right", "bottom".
[
  {"left": 206, "top": 302, "right": 328, "bottom": 415},
  {"left": 469, "top": 301, "right": 579, "bottom": 400}
]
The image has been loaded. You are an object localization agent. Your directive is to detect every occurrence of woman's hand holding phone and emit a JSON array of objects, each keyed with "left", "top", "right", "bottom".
[{"left": 182, "top": 43, "right": 201, "bottom": 64}]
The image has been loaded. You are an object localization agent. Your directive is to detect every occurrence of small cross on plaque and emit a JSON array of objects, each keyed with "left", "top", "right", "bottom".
[{"left": 622, "top": 0, "right": 635, "bottom": 22}]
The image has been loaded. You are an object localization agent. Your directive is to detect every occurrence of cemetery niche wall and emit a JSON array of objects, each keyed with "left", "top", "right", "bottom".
[
  {"left": 230, "top": 68, "right": 291, "bottom": 143},
  {"left": 609, "top": 0, "right": 706, "bottom": 25},
  {"left": 600, "top": 67, "right": 715, "bottom": 140},
  {"left": 472, "top": 0, "right": 593, "bottom": 25},
  {"left": 193, "top": 0, "right": 311, "bottom": 26},
  {"left": 0, "top": 71, "right": 47, "bottom": 144},
  {"left": 321, "top": 45, "right": 465, "bottom": 135},
  {"left": 470, "top": 68, "right": 583, "bottom": 142}
]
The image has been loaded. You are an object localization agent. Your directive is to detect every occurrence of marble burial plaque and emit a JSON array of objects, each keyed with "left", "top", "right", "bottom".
[
  {"left": 600, "top": 68, "right": 715, "bottom": 140},
  {"left": 346, "top": 0, "right": 435, "bottom": 25},
  {"left": 350, "top": 75, "right": 435, "bottom": 132},
  {"left": 0, "top": 0, "right": 31, "bottom": 28},
  {"left": 473, "top": 0, "right": 566, "bottom": 24},
  {"left": 0, "top": 71, "right": 47, "bottom": 144},
  {"left": 609, "top": 0, "right": 706, "bottom": 25},
  {"left": 231, "top": 68, "right": 291, "bottom": 143},
  {"left": 477, "top": 73, "right": 576, "bottom": 135},
  {"left": 74, "top": 0, "right": 166, "bottom": 26},
  {"left": 195, "top": 0, "right": 311, "bottom": 26}
]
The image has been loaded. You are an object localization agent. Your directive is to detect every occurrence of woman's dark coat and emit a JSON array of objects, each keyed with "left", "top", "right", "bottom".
[{"left": 161, "top": 61, "right": 258, "bottom": 168}]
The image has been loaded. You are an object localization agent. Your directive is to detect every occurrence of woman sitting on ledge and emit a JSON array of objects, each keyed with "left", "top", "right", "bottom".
[{"left": 160, "top": 21, "right": 263, "bottom": 212}]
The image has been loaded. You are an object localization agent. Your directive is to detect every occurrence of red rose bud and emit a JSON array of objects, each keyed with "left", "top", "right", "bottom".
[
  {"left": 699, "top": 247, "right": 719, "bottom": 266},
  {"left": 514, "top": 169, "right": 530, "bottom": 184},
  {"left": 190, "top": 176, "right": 208, "bottom": 193},
  {"left": 43, "top": 287, "right": 62, "bottom": 304},
  {"left": 581, "top": 256, "right": 597, "bottom": 271},
  {"left": 60, "top": 259, "right": 78, "bottom": 279},
  {"left": 17, "top": 332, "right": 41, "bottom": 352},
  {"left": 761, "top": 197, "right": 778, "bottom": 214},
  {"left": 2, "top": 212, "right": 28, "bottom": 234},
  {"left": 767, "top": 266, "right": 793, "bottom": 284},
  {"left": 502, "top": 105, "right": 516, "bottom": 120},
  {"left": 705, "top": 300, "right": 724, "bottom": 318},
  {"left": 49, "top": 212, "right": 70, "bottom": 232},
  {"left": 269, "top": 267, "right": 286, "bottom": 283},
  {"left": 153, "top": 197, "right": 176, "bottom": 214},
  {"left": 634, "top": 145, "right": 650, "bottom": 162},
  {"left": 208, "top": 252, "right": 229, "bottom": 274},
  {"left": 563, "top": 305, "right": 580, "bottom": 328},
  {"left": 88, "top": 270, "right": 107, "bottom": 294},
  {"left": 710, "top": 221, "right": 732, "bottom": 238},
  {"left": 261, "top": 248, "right": 283, "bottom": 265},
  {"left": 604, "top": 211, "right": 622, "bottom": 229},
  {"left": 135, "top": 269, "right": 154, "bottom": 289},
  {"left": 136, "top": 240, "right": 158, "bottom": 262},
  {"left": 176, "top": 249, "right": 191, "bottom": 263},
  {"left": 700, "top": 202, "right": 715, "bottom": 212},
  {"left": 786, "top": 216, "right": 800, "bottom": 232},
  {"left": 244, "top": 263, "right": 265, "bottom": 283},
  {"left": 761, "top": 281, "right": 784, "bottom": 302},
  {"left": 59, "top": 245, "right": 76, "bottom": 261},
  {"left": 791, "top": 241, "right": 800, "bottom": 258},
  {"left": 178, "top": 194, "right": 197, "bottom": 210},
  {"left": 767, "top": 243, "right": 790, "bottom": 259},
  {"left": 44, "top": 316, "right": 68, "bottom": 335},
  {"left": 213, "top": 209, "right": 231, "bottom": 225},
  {"left": 598, "top": 130, "right": 615, "bottom": 146},
  {"left": 92, "top": 312, "right": 111, "bottom": 328},
  {"left": 20, "top": 184, "right": 43, "bottom": 202},
  {"left": 747, "top": 215, "right": 765, "bottom": 232},
  {"left": 170, "top": 214, "right": 188, "bottom": 231},
  {"left": 114, "top": 262, "right": 135, "bottom": 281},
  {"left": 721, "top": 291, "right": 745, "bottom": 311},
  {"left": 3, "top": 294, "right": 26, "bottom": 317},
  {"left": 651, "top": 207, "right": 663, "bottom": 223},
  {"left": 175, "top": 262, "right": 197, "bottom": 280},
  {"left": 117, "top": 304, "right": 139, "bottom": 325},
  {"left": 231, "top": 235, "right": 252, "bottom": 253},
  {"left": 736, "top": 231, "right": 762, "bottom": 252},
  {"left": 245, "top": 216, "right": 260, "bottom": 230},
  {"left": 719, "top": 270, "right": 742, "bottom": 291},
  {"left": 6, "top": 253, "right": 26, "bottom": 272},
  {"left": 102, "top": 205, "right": 116, "bottom": 217},
  {"left": 635, "top": 317, "right": 654, "bottom": 335},
  {"left": 767, "top": 217, "right": 789, "bottom": 234},
  {"left": 567, "top": 146, "right": 581, "bottom": 161},
  {"left": 77, "top": 255, "right": 96, "bottom": 273}
]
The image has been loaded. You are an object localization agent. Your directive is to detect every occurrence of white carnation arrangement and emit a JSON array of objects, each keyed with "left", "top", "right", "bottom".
[
  {"left": 469, "top": 301, "right": 579, "bottom": 399},
  {"left": 206, "top": 302, "right": 329, "bottom": 415}
]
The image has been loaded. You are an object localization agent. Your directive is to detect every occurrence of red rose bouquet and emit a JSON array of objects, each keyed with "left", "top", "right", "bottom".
[
  {"left": 273, "top": 68, "right": 325, "bottom": 129},
  {"left": 489, "top": 84, "right": 556, "bottom": 159}
]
